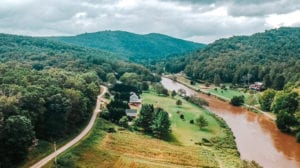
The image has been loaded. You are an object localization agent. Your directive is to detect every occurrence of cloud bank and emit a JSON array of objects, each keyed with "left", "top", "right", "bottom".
[{"left": 0, "top": 0, "right": 299, "bottom": 43}]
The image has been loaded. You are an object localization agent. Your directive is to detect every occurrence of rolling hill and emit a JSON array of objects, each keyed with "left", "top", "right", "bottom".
[
  {"left": 166, "top": 27, "right": 300, "bottom": 88},
  {"left": 49, "top": 31, "right": 205, "bottom": 63}
]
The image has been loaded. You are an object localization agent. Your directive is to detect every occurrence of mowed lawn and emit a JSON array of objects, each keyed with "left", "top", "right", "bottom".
[
  {"left": 208, "top": 88, "right": 245, "bottom": 101},
  {"left": 142, "top": 92, "right": 225, "bottom": 146}
]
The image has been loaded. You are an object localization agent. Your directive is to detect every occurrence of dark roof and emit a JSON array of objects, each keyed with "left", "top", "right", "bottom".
[{"left": 125, "top": 109, "right": 137, "bottom": 117}]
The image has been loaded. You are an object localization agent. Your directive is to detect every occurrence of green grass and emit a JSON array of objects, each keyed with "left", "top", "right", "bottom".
[
  {"left": 142, "top": 92, "right": 225, "bottom": 146},
  {"left": 43, "top": 93, "right": 242, "bottom": 168},
  {"left": 208, "top": 88, "right": 245, "bottom": 100},
  {"left": 173, "top": 74, "right": 261, "bottom": 106}
]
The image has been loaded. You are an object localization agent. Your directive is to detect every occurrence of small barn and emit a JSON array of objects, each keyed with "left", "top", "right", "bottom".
[{"left": 125, "top": 109, "right": 137, "bottom": 118}]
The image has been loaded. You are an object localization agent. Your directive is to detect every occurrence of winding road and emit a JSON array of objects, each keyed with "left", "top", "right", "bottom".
[{"left": 30, "top": 86, "right": 108, "bottom": 168}]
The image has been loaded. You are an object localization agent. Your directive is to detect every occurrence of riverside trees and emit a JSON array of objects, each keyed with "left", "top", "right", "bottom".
[{"left": 259, "top": 88, "right": 300, "bottom": 140}]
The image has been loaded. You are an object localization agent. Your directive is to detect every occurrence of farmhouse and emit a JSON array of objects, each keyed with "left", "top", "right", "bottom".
[
  {"left": 249, "top": 82, "right": 263, "bottom": 91},
  {"left": 129, "top": 92, "right": 142, "bottom": 106}
]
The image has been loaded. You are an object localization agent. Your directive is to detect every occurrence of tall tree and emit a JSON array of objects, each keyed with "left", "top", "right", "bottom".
[
  {"left": 259, "top": 89, "right": 276, "bottom": 111},
  {"left": 106, "top": 73, "right": 117, "bottom": 85},
  {"left": 135, "top": 104, "right": 154, "bottom": 132},
  {"left": 272, "top": 75, "right": 285, "bottom": 90},
  {"left": 106, "top": 99, "right": 128, "bottom": 123},
  {"left": 263, "top": 74, "right": 272, "bottom": 88},
  {"left": 276, "top": 112, "right": 298, "bottom": 133},
  {"left": 271, "top": 92, "right": 299, "bottom": 114},
  {"left": 151, "top": 108, "right": 171, "bottom": 138},
  {"left": 195, "top": 115, "right": 208, "bottom": 129},
  {"left": 0, "top": 115, "right": 35, "bottom": 167},
  {"left": 214, "top": 74, "right": 222, "bottom": 87}
]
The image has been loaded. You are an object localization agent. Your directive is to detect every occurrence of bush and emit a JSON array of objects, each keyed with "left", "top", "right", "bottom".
[
  {"left": 230, "top": 96, "right": 244, "bottom": 106},
  {"left": 99, "top": 110, "right": 110, "bottom": 120},
  {"left": 119, "top": 116, "right": 129, "bottom": 128},
  {"left": 106, "top": 127, "right": 116, "bottom": 133},
  {"left": 189, "top": 120, "right": 194, "bottom": 124},
  {"left": 297, "top": 132, "right": 300, "bottom": 143},
  {"left": 195, "top": 115, "right": 208, "bottom": 129},
  {"left": 57, "top": 153, "right": 77, "bottom": 168},
  {"left": 176, "top": 99, "right": 182, "bottom": 106},
  {"left": 180, "top": 114, "right": 185, "bottom": 120},
  {"left": 205, "top": 82, "right": 210, "bottom": 87},
  {"left": 184, "top": 95, "right": 209, "bottom": 107}
]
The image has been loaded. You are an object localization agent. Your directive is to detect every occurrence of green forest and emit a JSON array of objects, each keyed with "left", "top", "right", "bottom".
[
  {"left": 0, "top": 34, "right": 159, "bottom": 167},
  {"left": 165, "top": 27, "right": 300, "bottom": 88},
  {"left": 49, "top": 30, "right": 205, "bottom": 64}
]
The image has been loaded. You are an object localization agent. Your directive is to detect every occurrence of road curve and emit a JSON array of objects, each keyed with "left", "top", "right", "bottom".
[{"left": 30, "top": 86, "right": 108, "bottom": 168}]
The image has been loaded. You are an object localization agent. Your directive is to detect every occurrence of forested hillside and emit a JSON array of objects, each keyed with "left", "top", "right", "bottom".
[
  {"left": 0, "top": 33, "right": 159, "bottom": 167},
  {"left": 49, "top": 31, "right": 205, "bottom": 63},
  {"left": 166, "top": 27, "right": 300, "bottom": 89}
]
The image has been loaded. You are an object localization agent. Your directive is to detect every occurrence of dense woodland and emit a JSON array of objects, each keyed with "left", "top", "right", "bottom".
[
  {"left": 165, "top": 27, "right": 300, "bottom": 88},
  {"left": 49, "top": 31, "right": 205, "bottom": 65},
  {"left": 0, "top": 34, "right": 159, "bottom": 167}
]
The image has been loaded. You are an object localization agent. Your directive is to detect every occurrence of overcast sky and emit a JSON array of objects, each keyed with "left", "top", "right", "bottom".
[{"left": 0, "top": 0, "right": 300, "bottom": 43}]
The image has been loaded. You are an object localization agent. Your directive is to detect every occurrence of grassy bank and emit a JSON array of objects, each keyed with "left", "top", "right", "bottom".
[
  {"left": 171, "top": 74, "right": 260, "bottom": 106},
  {"left": 142, "top": 92, "right": 241, "bottom": 167}
]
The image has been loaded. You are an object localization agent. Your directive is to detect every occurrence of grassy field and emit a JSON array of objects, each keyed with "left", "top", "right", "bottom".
[
  {"left": 172, "top": 74, "right": 260, "bottom": 106},
  {"left": 142, "top": 92, "right": 224, "bottom": 145},
  {"left": 44, "top": 118, "right": 220, "bottom": 168},
  {"left": 44, "top": 93, "right": 242, "bottom": 168}
]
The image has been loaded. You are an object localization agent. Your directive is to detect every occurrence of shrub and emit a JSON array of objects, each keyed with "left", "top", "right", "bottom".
[
  {"left": 119, "top": 116, "right": 129, "bottom": 128},
  {"left": 180, "top": 114, "right": 185, "bottom": 120},
  {"left": 195, "top": 115, "right": 208, "bottom": 129},
  {"left": 99, "top": 110, "right": 110, "bottom": 120},
  {"left": 189, "top": 120, "right": 194, "bottom": 124},
  {"left": 205, "top": 82, "right": 210, "bottom": 87},
  {"left": 230, "top": 96, "right": 244, "bottom": 106},
  {"left": 176, "top": 99, "right": 183, "bottom": 106},
  {"left": 297, "top": 132, "right": 300, "bottom": 143}
]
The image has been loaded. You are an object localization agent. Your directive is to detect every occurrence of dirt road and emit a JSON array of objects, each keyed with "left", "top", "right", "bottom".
[{"left": 30, "top": 86, "right": 107, "bottom": 168}]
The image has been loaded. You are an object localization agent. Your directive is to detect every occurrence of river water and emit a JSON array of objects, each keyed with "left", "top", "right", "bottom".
[{"left": 161, "top": 77, "right": 300, "bottom": 168}]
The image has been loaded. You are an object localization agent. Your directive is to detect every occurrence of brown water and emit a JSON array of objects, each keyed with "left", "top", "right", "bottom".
[{"left": 161, "top": 77, "right": 300, "bottom": 168}]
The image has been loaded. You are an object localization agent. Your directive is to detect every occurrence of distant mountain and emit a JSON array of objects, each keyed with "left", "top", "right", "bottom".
[
  {"left": 0, "top": 33, "right": 157, "bottom": 82},
  {"left": 49, "top": 31, "right": 205, "bottom": 63},
  {"left": 166, "top": 27, "right": 300, "bottom": 87}
]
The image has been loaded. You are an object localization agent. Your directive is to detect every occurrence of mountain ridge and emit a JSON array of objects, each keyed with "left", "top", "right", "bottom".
[{"left": 48, "top": 30, "right": 205, "bottom": 63}]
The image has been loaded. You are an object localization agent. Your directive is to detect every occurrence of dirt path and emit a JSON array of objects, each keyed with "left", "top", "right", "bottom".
[{"left": 29, "top": 86, "right": 107, "bottom": 168}]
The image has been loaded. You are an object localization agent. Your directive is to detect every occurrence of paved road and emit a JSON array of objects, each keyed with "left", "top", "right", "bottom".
[{"left": 30, "top": 86, "right": 108, "bottom": 168}]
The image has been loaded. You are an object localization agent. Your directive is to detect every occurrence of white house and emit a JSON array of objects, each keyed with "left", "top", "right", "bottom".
[{"left": 129, "top": 92, "right": 142, "bottom": 106}]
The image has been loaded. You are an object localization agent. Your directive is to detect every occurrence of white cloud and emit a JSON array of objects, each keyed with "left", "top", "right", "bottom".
[
  {"left": 266, "top": 10, "right": 300, "bottom": 28},
  {"left": 0, "top": 0, "right": 299, "bottom": 43}
]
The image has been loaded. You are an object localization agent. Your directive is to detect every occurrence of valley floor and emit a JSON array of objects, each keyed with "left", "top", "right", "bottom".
[{"left": 44, "top": 92, "right": 242, "bottom": 168}]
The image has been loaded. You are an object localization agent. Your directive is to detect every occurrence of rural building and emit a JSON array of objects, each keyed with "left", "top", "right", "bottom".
[
  {"left": 125, "top": 109, "right": 137, "bottom": 118},
  {"left": 129, "top": 92, "right": 142, "bottom": 106},
  {"left": 249, "top": 82, "right": 263, "bottom": 91}
]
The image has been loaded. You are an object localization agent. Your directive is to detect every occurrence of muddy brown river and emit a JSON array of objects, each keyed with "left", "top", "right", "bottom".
[{"left": 161, "top": 77, "right": 300, "bottom": 168}]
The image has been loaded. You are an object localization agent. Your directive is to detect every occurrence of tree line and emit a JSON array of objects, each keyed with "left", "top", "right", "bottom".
[{"left": 164, "top": 27, "right": 300, "bottom": 90}]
